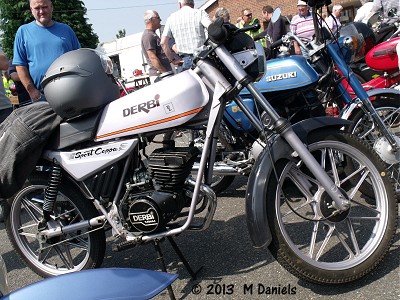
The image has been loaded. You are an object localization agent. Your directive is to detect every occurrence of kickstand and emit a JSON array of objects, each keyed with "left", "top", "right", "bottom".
[
  {"left": 153, "top": 240, "right": 176, "bottom": 300},
  {"left": 167, "top": 236, "right": 203, "bottom": 280}
]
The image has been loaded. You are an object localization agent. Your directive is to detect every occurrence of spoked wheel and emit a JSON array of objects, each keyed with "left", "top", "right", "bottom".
[
  {"left": 348, "top": 97, "right": 400, "bottom": 195},
  {"left": 6, "top": 173, "right": 106, "bottom": 277},
  {"left": 267, "top": 130, "right": 397, "bottom": 284},
  {"left": 163, "top": 129, "right": 235, "bottom": 194}
]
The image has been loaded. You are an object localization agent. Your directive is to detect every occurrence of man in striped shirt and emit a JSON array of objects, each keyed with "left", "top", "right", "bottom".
[
  {"left": 290, "top": 0, "right": 315, "bottom": 57},
  {"left": 161, "top": 0, "right": 211, "bottom": 72}
]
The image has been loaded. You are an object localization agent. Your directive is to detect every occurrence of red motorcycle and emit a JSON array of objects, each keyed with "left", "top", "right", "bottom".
[{"left": 338, "top": 36, "right": 400, "bottom": 100}]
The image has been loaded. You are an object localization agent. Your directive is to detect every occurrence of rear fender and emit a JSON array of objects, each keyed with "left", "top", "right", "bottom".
[{"left": 246, "top": 117, "right": 351, "bottom": 248}]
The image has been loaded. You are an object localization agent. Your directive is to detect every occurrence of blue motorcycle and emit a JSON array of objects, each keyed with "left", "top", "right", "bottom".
[{"left": 171, "top": 4, "right": 400, "bottom": 195}]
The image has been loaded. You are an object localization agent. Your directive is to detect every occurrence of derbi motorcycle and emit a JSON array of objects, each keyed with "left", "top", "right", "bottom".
[{"left": 3, "top": 0, "right": 397, "bottom": 285}]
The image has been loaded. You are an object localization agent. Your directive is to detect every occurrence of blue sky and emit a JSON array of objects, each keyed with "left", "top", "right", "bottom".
[{"left": 82, "top": 0, "right": 186, "bottom": 43}]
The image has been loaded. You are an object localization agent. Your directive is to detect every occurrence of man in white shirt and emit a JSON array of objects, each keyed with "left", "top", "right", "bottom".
[
  {"left": 354, "top": 0, "right": 374, "bottom": 23},
  {"left": 161, "top": 0, "right": 211, "bottom": 72},
  {"left": 325, "top": 5, "right": 343, "bottom": 36}
]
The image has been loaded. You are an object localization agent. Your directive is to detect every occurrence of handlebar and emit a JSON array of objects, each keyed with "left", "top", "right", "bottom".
[
  {"left": 208, "top": 17, "right": 261, "bottom": 45},
  {"left": 269, "top": 32, "right": 310, "bottom": 54},
  {"left": 376, "top": 23, "right": 398, "bottom": 34},
  {"left": 270, "top": 39, "right": 283, "bottom": 49},
  {"left": 237, "top": 21, "right": 261, "bottom": 34}
]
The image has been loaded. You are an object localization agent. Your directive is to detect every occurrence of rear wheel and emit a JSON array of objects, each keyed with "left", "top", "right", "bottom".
[
  {"left": 6, "top": 173, "right": 106, "bottom": 278},
  {"left": 267, "top": 130, "right": 397, "bottom": 284}
]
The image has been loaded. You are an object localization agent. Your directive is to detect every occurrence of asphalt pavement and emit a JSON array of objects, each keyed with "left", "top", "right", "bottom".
[{"left": 0, "top": 176, "right": 399, "bottom": 299}]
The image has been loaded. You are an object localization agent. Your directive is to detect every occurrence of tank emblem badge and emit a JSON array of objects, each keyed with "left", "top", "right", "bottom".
[
  {"left": 266, "top": 72, "right": 297, "bottom": 82},
  {"left": 164, "top": 102, "right": 175, "bottom": 114}
]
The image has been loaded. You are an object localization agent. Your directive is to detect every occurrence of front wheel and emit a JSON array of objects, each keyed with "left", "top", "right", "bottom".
[
  {"left": 267, "top": 130, "right": 397, "bottom": 284},
  {"left": 6, "top": 173, "right": 106, "bottom": 277}
]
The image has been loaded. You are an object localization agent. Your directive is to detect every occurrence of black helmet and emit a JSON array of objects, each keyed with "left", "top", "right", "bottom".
[{"left": 42, "top": 48, "right": 120, "bottom": 119}]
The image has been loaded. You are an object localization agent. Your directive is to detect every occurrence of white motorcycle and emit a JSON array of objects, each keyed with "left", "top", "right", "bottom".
[{"left": 2, "top": 1, "right": 397, "bottom": 285}]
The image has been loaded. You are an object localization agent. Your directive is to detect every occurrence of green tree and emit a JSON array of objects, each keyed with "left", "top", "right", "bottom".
[
  {"left": 116, "top": 29, "right": 126, "bottom": 39},
  {"left": 0, "top": 0, "right": 99, "bottom": 58}
]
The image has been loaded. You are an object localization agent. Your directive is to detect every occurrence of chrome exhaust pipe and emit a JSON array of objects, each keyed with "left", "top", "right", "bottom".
[
  {"left": 192, "top": 162, "right": 240, "bottom": 176},
  {"left": 41, "top": 216, "right": 106, "bottom": 239}
]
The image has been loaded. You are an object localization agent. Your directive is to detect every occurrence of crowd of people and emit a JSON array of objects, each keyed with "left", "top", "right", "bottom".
[
  {"left": 140, "top": 0, "right": 399, "bottom": 78},
  {"left": 1, "top": 0, "right": 400, "bottom": 112}
]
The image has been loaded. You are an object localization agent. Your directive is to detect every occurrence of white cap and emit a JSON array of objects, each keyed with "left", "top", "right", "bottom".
[{"left": 297, "top": 1, "right": 307, "bottom": 6}]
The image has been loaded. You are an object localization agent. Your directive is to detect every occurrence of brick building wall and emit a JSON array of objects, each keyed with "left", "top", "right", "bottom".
[{"left": 201, "top": 0, "right": 362, "bottom": 28}]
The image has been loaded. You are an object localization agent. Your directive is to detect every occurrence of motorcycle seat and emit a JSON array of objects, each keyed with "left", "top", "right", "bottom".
[{"left": 46, "top": 109, "right": 103, "bottom": 150}]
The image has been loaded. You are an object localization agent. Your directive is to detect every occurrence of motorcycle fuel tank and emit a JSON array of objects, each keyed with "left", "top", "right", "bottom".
[
  {"left": 365, "top": 37, "right": 400, "bottom": 71},
  {"left": 96, "top": 70, "right": 209, "bottom": 141},
  {"left": 253, "top": 55, "right": 319, "bottom": 93}
]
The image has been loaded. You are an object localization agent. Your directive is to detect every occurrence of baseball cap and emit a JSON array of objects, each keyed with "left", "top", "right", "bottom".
[{"left": 297, "top": 1, "right": 307, "bottom": 6}]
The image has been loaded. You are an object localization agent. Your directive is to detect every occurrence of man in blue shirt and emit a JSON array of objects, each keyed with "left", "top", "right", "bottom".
[{"left": 13, "top": 0, "right": 80, "bottom": 102}]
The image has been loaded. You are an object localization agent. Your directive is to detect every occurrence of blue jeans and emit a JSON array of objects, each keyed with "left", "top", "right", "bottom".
[{"left": 177, "top": 55, "right": 194, "bottom": 73}]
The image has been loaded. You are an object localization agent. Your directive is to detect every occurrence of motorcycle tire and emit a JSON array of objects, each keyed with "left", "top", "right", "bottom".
[
  {"left": 163, "top": 129, "right": 235, "bottom": 195},
  {"left": 6, "top": 173, "right": 106, "bottom": 278},
  {"left": 266, "top": 129, "right": 397, "bottom": 284},
  {"left": 348, "top": 96, "right": 400, "bottom": 196}
]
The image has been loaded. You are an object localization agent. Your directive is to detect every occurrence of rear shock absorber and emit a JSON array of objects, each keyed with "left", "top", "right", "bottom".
[{"left": 38, "top": 163, "right": 62, "bottom": 231}]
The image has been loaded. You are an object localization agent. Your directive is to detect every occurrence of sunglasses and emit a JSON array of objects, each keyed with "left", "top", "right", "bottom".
[{"left": 244, "top": 13, "right": 252, "bottom": 17}]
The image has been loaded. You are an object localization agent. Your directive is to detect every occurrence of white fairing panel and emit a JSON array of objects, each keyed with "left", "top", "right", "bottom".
[
  {"left": 95, "top": 70, "right": 209, "bottom": 141},
  {"left": 44, "top": 139, "right": 138, "bottom": 181}
]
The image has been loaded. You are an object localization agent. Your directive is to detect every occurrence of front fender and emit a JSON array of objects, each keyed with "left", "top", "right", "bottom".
[
  {"left": 246, "top": 117, "right": 351, "bottom": 248},
  {"left": 340, "top": 88, "right": 400, "bottom": 120}
]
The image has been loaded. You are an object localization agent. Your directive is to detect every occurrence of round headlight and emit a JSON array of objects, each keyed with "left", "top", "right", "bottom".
[{"left": 343, "top": 36, "right": 358, "bottom": 51}]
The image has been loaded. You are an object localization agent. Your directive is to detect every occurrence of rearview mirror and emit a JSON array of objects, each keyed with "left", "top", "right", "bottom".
[{"left": 271, "top": 7, "right": 282, "bottom": 23}]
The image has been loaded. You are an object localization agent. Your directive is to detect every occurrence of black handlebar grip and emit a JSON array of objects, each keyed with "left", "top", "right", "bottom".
[
  {"left": 270, "top": 39, "right": 283, "bottom": 49},
  {"left": 208, "top": 17, "right": 228, "bottom": 44}
]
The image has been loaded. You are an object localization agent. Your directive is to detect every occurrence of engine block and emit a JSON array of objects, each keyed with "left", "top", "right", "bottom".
[{"left": 147, "top": 146, "right": 199, "bottom": 190}]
